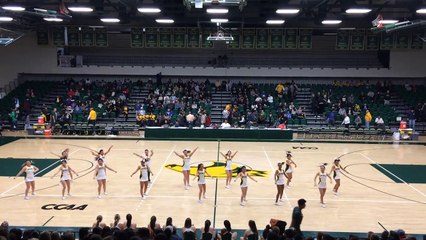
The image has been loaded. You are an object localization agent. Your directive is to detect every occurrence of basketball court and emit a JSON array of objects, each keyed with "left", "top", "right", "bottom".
[{"left": 0, "top": 137, "right": 425, "bottom": 234}]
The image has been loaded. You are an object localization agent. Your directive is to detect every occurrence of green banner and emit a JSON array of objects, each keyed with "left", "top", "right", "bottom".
[
  {"left": 298, "top": 29, "right": 312, "bottom": 49},
  {"left": 159, "top": 28, "right": 172, "bottom": 48},
  {"left": 336, "top": 31, "right": 350, "bottom": 50},
  {"left": 37, "top": 30, "right": 49, "bottom": 45},
  {"left": 411, "top": 31, "right": 424, "bottom": 49},
  {"left": 201, "top": 28, "right": 214, "bottom": 48},
  {"left": 395, "top": 32, "right": 410, "bottom": 49},
  {"left": 350, "top": 29, "right": 365, "bottom": 50},
  {"left": 227, "top": 29, "right": 240, "bottom": 49},
  {"left": 52, "top": 28, "right": 65, "bottom": 46},
  {"left": 67, "top": 27, "right": 80, "bottom": 47},
  {"left": 172, "top": 28, "right": 186, "bottom": 48},
  {"left": 81, "top": 28, "right": 94, "bottom": 47},
  {"left": 380, "top": 32, "right": 394, "bottom": 50},
  {"left": 366, "top": 32, "right": 379, "bottom": 50},
  {"left": 130, "top": 28, "right": 144, "bottom": 48},
  {"left": 95, "top": 29, "right": 108, "bottom": 47},
  {"left": 256, "top": 29, "right": 269, "bottom": 49},
  {"left": 145, "top": 28, "right": 158, "bottom": 48},
  {"left": 284, "top": 29, "right": 297, "bottom": 49},
  {"left": 242, "top": 29, "right": 255, "bottom": 49},
  {"left": 187, "top": 28, "right": 200, "bottom": 48},
  {"left": 269, "top": 29, "right": 283, "bottom": 49}
]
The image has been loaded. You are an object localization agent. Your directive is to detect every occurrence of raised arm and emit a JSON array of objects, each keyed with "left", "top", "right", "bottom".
[
  {"left": 149, "top": 150, "right": 154, "bottom": 157},
  {"left": 133, "top": 153, "right": 145, "bottom": 159},
  {"left": 90, "top": 151, "right": 99, "bottom": 157},
  {"left": 220, "top": 152, "right": 227, "bottom": 158},
  {"left": 50, "top": 152, "right": 62, "bottom": 158},
  {"left": 104, "top": 145, "right": 113, "bottom": 155},
  {"left": 173, "top": 151, "right": 184, "bottom": 158},
  {"left": 231, "top": 151, "right": 238, "bottom": 158},
  {"left": 189, "top": 147, "right": 199, "bottom": 157},
  {"left": 130, "top": 166, "right": 141, "bottom": 177}
]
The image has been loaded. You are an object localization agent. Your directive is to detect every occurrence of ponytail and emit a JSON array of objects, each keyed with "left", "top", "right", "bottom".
[{"left": 126, "top": 214, "right": 132, "bottom": 229}]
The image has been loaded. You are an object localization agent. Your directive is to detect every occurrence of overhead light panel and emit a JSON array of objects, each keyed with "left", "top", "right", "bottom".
[
  {"left": 379, "top": 20, "right": 399, "bottom": 24},
  {"left": 266, "top": 20, "right": 285, "bottom": 25},
  {"left": 44, "top": 17, "right": 63, "bottom": 22},
  {"left": 416, "top": 8, "right": 426, "bottom": 14},
  {"left": 138, "top": 8, "right": 161, "bottom": 13},
  {"left": 206, "top": 8, "right": 228, "bottom": 14},
  {"left": 0, "top": 17, "right": 13, "bottom": 22},
  {"left": 276, "top": 9, "right": 300, "bottom": 14},
  {"left": 2, "top": 6, "right": 25, "bottom": 11},
  {"left": 156, "top": 19, "right": 174, "bottom": 23},
  {"left": 211, "top": 18, "right": 228, "bottom": 23},
  {"left": 322, "top": 20, "right": 342, "bottom": 25},
  {"left": 346, "top": 8, "right": 371, "bottom": 14},
  {"left": 101, "top": 18, "right": 120, "bottom": 23},
  {"left": 69, "top": 7, "right": 94, "bottom": 12}
]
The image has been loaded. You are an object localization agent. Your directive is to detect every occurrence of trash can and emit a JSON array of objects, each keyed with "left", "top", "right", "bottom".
[{"left": 411, "top": 132, "right": 419, "bottom": 141}]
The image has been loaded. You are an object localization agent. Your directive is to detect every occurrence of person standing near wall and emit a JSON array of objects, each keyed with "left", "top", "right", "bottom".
[
  {"left": 88, "top": 107, "right": 97, "bottom": 135},
  {"left": 364, "top": 110, "right": 372, "bottom": 129},
  {"left": 408, "top": 109, "right": 416, "bottom": 130}
]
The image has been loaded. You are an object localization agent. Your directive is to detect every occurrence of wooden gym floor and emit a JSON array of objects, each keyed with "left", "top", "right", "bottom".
[{"left": 0, "top": 138, "right": 425, "bottom": 234}]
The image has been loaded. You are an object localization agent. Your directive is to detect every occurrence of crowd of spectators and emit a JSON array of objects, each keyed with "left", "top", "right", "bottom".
[
  {"left": 221, "top": 81, "right": 303, "bottom": 128},
  {"left": 134, "top": 78, "right": 212, "bottom": 128}
]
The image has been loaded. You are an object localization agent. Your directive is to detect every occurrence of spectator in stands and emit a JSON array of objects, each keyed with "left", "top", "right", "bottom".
[
  {"left": 364, "top": 110, "right": 372, "bottom": 129},
  {"left": 354, "top": 115, "right": 362, "bottom": 130},
  {"left": 290, "top": 198, "right": 306, "bottom": 238},
  {"left": 275, "top": 83, "right": 284, "bottom": 100},
  {"left": 375, "top": 115, "right": 385, "bottom": 131},
  {"left": 218, "top": 220, "right": 237, "bottom": 240},
  {"left": 326, "top": 109, "right": 336, "bottom": 126},
  {"left": 407, "top": 109, "right": 416, "bottom": 130},
  {"left": 342, "top": 114, "right": 350, "bottom": 135},
  {"left": 338, "top": 106, "right": 347, "bottom": 116},
  {"left": 88, "top": 107, "right": 97, "bottom": 135},
  {"left": 186, "top": 112, "right": 195, "bottom": 129},
  {"left": 353, "top": 104, "right": 361, "bottom": 115},
  {"left": 220, "top": 120, "right": 231, "bottom": 129},
  {"left": 9, "top": 109, "right": 17, "bottom": 131},
  {"left": 182, "top": 218, "right": 196, "bottom": 240}
]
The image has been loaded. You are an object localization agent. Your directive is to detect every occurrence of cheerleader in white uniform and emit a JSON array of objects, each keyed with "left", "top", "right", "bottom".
[
  {"left": 15, "top": 160, "right": 39, "bottom": 200},
  {"left": 93, "top": 158, "right": 117, "bottom": 199},
  {"left": 193, "top": 163, "right": 211, "bottom": 203},
  {"left": 51, "top": 148, "right": 70, "bottom": 162},
  {"left": 234, "top": 166, "right": 257, "bottom": 206},
  {"left": 51, "top": 160, "right": 79, "bottom": 199},
  {"left": 329, "top": 158, "right": 348, "bottom": 195},
  {"left": 91, "top": 145, "right": 113, "bottom": 162},
  {"left": 220, "top": 150, "right": 238, "bottom": 189},
  {"left": 131, "top": 160, "right": 154, "bottom": 199},
  {"left": 284, "top": 152, "right": 297, "bottom": 188},
  {"left": 133, "top": 149, "right": 154, "bottom": 182},
  {"left": 274, "top": 162, "right": 289, "bottom": 205},
  {"left": 174, "top": 147, "right": 198, "bottom": 190},
  {"left": 314, "top": 164, "right": 332, "bottom": 208}
]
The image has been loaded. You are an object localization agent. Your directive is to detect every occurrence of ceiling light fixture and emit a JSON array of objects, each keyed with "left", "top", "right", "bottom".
[
  {"left": 138, "top": 8, "right": 161, "bottom": 13},
  {"left": 266, "top": 20, "right": 285, "bottom": 24},
  {"left": 276, "top": 9, "right": 300, "bottom": 14},
  {"left": 211, "top": 18, "right": 228, "bottom": 23},
  {"left": 206, "top": 8, "right": 228, "bottom": 14},
  {"left": 416, "top": 8, "right": 426, "bottom": 14},
  {"left": 0, "top": 16, "right": 13, "bottom": 22},
  {"left": 100, "top": 18, "right": 120, "bottom": 23},
  {"left": 346, "top": 8, "right": 371, "bottom": 14},
  {"left": 322, "top": 20, "right": 342, "bottom": 25},
  {"left": 44, "top": 17, "right": 63, "bottom": 22},
  {"left": 379, "top": 20, "right": 399, "bottom": 24},
  {"left": 69, "top": 7, "right": 94, "bottom": 12},
  {"left": 156, "top": 19, "right": 174, "bottom": 23},
  {"left": 2, "top": 6, "right": 25, "bottom": 11}
]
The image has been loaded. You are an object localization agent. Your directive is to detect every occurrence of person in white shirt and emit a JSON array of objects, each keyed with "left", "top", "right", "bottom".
[
  {"left": 375, "top": 116, "right": 385, "bottom": 131},
  {"left": 341, "top": 114, "right": 350, "bottom": 135},
  {"left": 220, "top": 120, "right": 231, "bottom": 129}
]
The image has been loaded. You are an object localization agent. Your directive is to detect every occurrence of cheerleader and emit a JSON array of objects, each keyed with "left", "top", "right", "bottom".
[
  {"left": 193, "top": 163, "right": 211, "bottom": 203},
  {"left": 274, "top": 162, "right": 288, "bottom": 205},
  {"left": 131, "top": 160, "right": 154, "bottom": 199},
  {"left": 174, "top": 147, "right": 199, "bottom": 190},
  {"left": 234, "top": 166, "right": 258, "bottom": 206},
  {"left": 314, "top": 164, "right": 332, "bottom": 208},
  {"left": 51, "top": 148, "right": 70, "bottom": 161},
  {"left": 133, "top": 149, "right": 154, "bottom": 182},
  {"left": 15, "top": 160, "right": 39, "bottom": 200},
  {"left": 51, "top": 160, "right": 79, "bottom": 199},
  {"left": 93, "top": 158, "right": 117, "bottom": 199},
  {"left": 220, "top": 150, "right": 238, "bottom": 188},
  {"left": 329, "top": 158, "right": 348, "bottom": 195},
  {"left": 284, "top": 152, "right": 297, "bottom": 188},
  {"left": 91, "top": 145, "right": 113, "bottom": 162}
]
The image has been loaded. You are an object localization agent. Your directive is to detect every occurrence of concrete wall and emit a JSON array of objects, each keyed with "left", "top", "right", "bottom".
[{"left": 1, "top": 33, "right": 425, "bottom": 91}]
